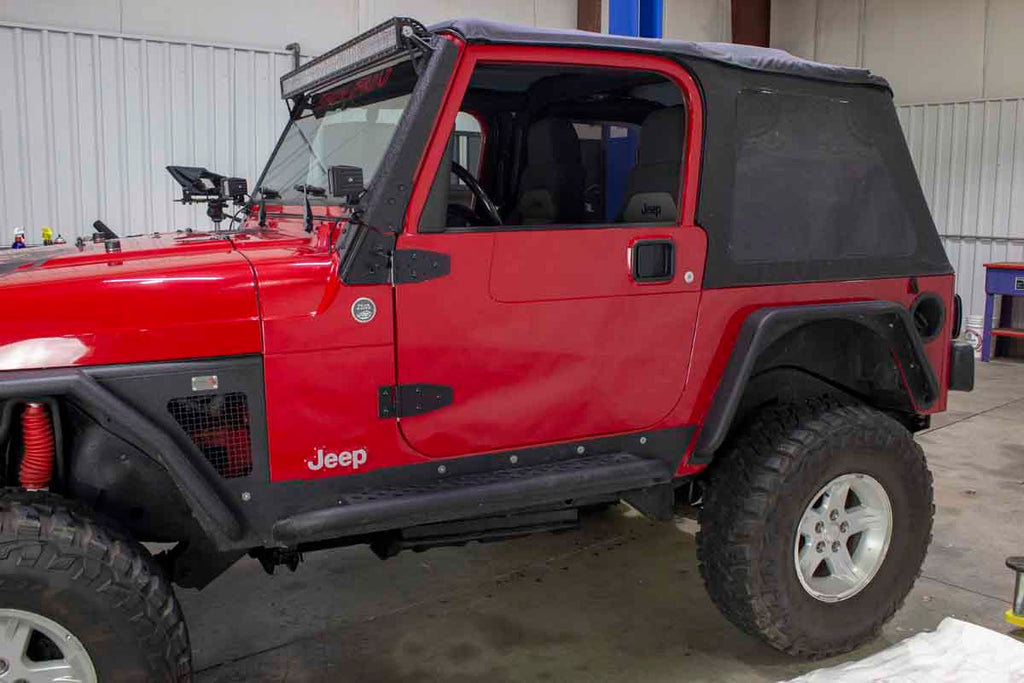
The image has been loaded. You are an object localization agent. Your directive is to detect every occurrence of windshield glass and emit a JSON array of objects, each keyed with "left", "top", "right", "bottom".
[{"left": 255, "top": 61, "right": 417, "bottom": 205}]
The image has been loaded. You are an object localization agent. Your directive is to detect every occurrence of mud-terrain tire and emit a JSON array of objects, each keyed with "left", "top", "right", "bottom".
[
  {"left": 0, "top": 490, "right": 191, "bottom": 681},
  {"left": 697, "top": 399, "right": 933, "bottom": 657}
]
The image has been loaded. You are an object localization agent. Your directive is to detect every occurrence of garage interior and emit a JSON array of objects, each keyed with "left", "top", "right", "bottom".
[
  {"left": 174, "top": 362, "right": 1022, "bottom": 681},
  {"left": 1, "top": 0, "right": 1023, "bottom": 680}
]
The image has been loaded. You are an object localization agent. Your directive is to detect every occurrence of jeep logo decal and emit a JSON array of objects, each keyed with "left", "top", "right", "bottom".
[
  {"left": 351, "top": 297, "right": 376, "bottom": 323},
  {"left": 641, "top": 203, "right": 662, "bottom": 218},
  {"left": 307, "top": 448, "right": 368, "bottom": 471}
]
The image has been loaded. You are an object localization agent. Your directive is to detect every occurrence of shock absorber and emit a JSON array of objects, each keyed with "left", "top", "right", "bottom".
[{"left": 20, "top": 402, "right": 54, "bottom": 490}]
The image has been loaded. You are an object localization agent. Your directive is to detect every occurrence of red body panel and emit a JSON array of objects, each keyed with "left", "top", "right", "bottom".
[
  {"left": 394, "top": 228, "right": 705, "bottom": 458},
  {"left": 232, "top": 216, "right": 426, "bottom": 481},
  {"left": 0, "top": 235, "right": 260, "bottom": 370},
  {"left": 488, "top": 229, "right": 699, "bottom": 302},
  {"left": 669, "top": 274, "right": 954, "bottom": 475}
]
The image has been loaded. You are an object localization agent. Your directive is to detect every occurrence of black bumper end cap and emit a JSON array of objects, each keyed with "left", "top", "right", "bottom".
[{"left": 949, "top": 341, "right": 975, "bottom": 392}]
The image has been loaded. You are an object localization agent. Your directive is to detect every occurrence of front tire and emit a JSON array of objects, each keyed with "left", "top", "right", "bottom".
[
  {"left": 697, "top": 400, "right": 933, "bottom": 657},
  {"left": 0, "top": 491, "right": 191, "bottom": 681}
]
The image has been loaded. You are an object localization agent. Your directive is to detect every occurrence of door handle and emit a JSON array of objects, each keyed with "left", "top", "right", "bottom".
[{"left": 632, "top": 239, "right": 675, "bottom": 283}]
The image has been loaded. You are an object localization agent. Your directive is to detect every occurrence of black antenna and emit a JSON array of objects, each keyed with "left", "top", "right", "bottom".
[
  {"left": 258, "top": 197, "right": 267, "bottom": 228},
  {"left": 92, "top": 220, "right": 118, "bottom": 240},
  {"left": 303, "top": 189, "right": 313, "bottom": 233}
]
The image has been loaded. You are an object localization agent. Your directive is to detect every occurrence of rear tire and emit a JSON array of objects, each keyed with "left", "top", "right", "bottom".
[
  {"left": 697, "top": 399, "right": 933, "bottom": 657},
  {"left": 0, "top": 491, "right": 191, "bottom": 681}
]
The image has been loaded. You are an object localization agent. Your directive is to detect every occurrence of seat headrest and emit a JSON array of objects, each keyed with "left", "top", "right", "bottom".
[
  {"left": 527, "top": 119, "right": 581, "bottom": 165},
  {"left": 638, "top": 106, "right": 685, "bottom": 166}
]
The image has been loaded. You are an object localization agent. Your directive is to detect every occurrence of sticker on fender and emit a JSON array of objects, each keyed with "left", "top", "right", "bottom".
[{"left": 307, "top": 448, "right": 368, "bottom": 471}]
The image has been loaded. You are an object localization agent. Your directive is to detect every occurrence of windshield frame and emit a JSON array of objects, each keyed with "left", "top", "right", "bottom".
[
  {"left": 270, "top": 34, "right": 460, "bottom": 284},
  {"left": 252, "top": 56, "right": 418, "bottom": 207}
]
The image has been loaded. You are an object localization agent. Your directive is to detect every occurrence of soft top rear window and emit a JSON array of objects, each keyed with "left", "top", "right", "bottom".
[{"left": 731, "top": 89, "right": 915, "bottom": 265}]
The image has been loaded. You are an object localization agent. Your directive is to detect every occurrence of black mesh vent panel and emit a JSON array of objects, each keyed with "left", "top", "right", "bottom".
[{"left": 168, "top": 392, "right": 253, "bottom": 479}]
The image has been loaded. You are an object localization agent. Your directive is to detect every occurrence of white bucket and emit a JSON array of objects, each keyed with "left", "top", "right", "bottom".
[{"left": 965, "top": 314, "right": 985, "bottom": 358}]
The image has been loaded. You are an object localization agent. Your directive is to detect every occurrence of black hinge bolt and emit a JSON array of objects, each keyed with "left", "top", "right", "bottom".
[{"left": 408, "top": 251, "right": 418, "bottom": 281}]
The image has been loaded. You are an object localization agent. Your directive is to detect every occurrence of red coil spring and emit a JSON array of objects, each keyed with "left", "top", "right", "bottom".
[{"left": 20, "top": 403, "right": 54, "bottom": 490}]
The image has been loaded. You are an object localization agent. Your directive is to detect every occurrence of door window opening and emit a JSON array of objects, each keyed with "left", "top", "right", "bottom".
[{"left": 418, "top": 63, "right": 686, "bottom": 232}]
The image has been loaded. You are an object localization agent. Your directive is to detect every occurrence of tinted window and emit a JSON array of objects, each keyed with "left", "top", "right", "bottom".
[{"left": 731, "top": 90, "right": 915, "bottom": 263}]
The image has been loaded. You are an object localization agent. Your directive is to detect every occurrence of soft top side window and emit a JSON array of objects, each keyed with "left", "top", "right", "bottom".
[
  {"left": 418, "top": 64, "right": 686, "bottom": 233},
  {"left": 731, "top": 89, "right": 915, "bottom": 264}
]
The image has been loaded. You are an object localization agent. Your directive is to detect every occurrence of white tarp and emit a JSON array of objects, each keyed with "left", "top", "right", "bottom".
[{"left": 787, "top": 618, "right": 1024, "bottom": 683}]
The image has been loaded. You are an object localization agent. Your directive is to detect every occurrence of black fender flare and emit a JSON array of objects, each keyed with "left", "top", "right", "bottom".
[
  {"left": 692, "top": 301, "right": 938, "bottom": 465},
  {"left": 0, "top": 368, "right": 241, "bottom": 544}
]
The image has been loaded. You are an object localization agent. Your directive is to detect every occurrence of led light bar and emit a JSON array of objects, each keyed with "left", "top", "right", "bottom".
[{"left": 280, "top": 17, "right": 429, "bottom": 100}]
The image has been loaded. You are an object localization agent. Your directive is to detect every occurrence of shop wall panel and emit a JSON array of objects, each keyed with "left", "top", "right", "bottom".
[{"left": 0, "top": 23, "right": 294, "bottom": 246}]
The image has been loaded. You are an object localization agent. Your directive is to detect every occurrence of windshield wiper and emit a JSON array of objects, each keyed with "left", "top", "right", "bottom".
[
  {"left": 294, "top": 184, "right": 327, "bottom": 197},
  {"left": 303, "top": 192, "right": 314, "bottom": 233},
  {"left": 256, "top": 187, "right": 281, "bottom": 199}
]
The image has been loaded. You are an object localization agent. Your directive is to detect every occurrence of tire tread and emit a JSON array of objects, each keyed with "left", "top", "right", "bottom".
[
  {"left": 0, "top": 489, "right": 191, "bottom": 681},
  {"left": 696, "top": 398, "right": 934, "bottom": 657}
]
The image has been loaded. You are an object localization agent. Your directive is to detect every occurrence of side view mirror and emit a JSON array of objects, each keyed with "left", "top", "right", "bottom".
[{"left": 328, "top": 165, "right": 364, "bottom": 202}]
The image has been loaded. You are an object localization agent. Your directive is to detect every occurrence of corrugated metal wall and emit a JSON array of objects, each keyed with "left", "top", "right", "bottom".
[
  {"left": 1, "top": 19, "right": 1021, "bottom": 332},
  {"left": 898, "top": 98, "right": 1024, "bottom": 329},
  {"left": 0, "top": 22, "right": 294, "bottom": 246}
]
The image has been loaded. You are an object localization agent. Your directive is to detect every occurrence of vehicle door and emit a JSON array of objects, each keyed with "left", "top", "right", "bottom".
[{"left": 392, "top": 48, "right": 707, "bottom": 459}]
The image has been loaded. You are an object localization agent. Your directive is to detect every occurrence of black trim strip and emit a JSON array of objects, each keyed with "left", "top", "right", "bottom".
[
  {"left": 267, "top": 425, "right": 692, "bottom": 544},
  {"left": 358, "top": 38, "right": 460, "bottom": 234},
  {"left": 273, "top": 452, "right": 669, "bottom": 544},
  {"left": 339, "top": 36, "right": 460, "bottom": 284},
  {"left": 237, "top": 425, "right": 692, "bottom": 547}
]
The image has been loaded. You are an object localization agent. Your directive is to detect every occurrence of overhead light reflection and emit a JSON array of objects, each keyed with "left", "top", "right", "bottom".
[
  {"left": 102, "top": 276, "right": 224, "bottom": 285},
  {"left": 0, "top": 337, "right": 89, "bottom": 370}
]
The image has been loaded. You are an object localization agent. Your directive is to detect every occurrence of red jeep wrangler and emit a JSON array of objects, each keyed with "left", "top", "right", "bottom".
[{"left": 0, "top": 17, "right": 975, "bottom": 681}]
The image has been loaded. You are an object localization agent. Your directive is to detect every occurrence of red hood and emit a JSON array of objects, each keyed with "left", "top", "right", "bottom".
[
  {"left": 0, "top": 212, "right": 345, "bottom": 371},
  {"left": 0, "top": 230, "right": 267, "bottom": 371}
]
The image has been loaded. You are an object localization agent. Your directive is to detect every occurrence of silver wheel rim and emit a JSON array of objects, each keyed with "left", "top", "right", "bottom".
[
  {"left": 0, "top": 609, "right": 97, "bottom": 683},
  {"left": 794, "top": 472, "right": 893, "bottom": 603}
]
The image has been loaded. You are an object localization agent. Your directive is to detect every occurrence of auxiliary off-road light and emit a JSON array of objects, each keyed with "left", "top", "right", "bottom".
[
  {"left": 1006, "top": 556, "right": 1024, "bottom": 628},
  {"left": 280, "top": 17, "right": 428, "bottom": 100}
]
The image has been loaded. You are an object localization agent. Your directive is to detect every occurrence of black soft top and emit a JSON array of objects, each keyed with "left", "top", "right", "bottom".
[{"left": 430, "top": 18, "right": 889, "bottom": 89}]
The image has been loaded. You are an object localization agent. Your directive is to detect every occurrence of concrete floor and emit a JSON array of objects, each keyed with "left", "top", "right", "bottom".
[{"left": 181, "top": 361, "right": 1024, "bottom": 682}]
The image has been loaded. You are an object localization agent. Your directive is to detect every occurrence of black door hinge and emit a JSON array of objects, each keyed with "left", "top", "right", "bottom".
[
  {"left": 379, "top": 384, "right": 454, "bottom": 418},
  {"left": 393, "top": 249, "right": 450, "bottom": 284}
]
